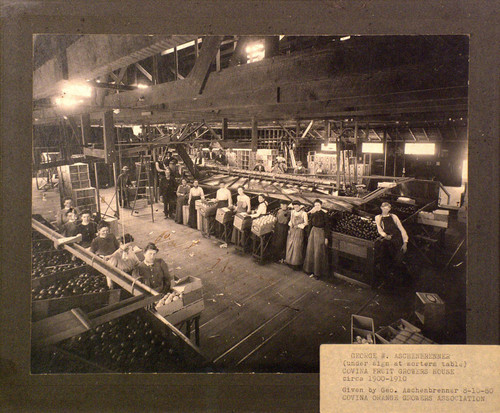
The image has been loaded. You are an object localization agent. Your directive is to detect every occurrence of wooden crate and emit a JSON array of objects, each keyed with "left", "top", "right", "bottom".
[
  {"left": 216, "top": 207, "right": 235, "bottom": 224},
  {"left": 233, "top": 213, "right": 253, "bottom": 231},
  {"left": 415, "top": 292, "right": 445, "bottom": 332},
  {"left": 351, "top": 315, "right": 375, "bottom": 344},
  {"left": 331, "top": 231, "right": 380, "bottom": 288},
  {"left": 156, "top": 276, "right": 204, "bottom": 324},
  {"left": 251, "top": 221, "right": 275, "bottom": 236},
  {"left": 199, "top": 200, "right": 218, "bottom": 217}
]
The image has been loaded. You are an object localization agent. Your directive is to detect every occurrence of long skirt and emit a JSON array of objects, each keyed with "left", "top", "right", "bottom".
[
  {"left": 188, "top": 196, "right": 200, "bottom": 228},
  {"left": 286, "top": 227, "right": 305, "bottom": 266},
  {"left": 272, "top": 223, "right": 289, "bottom": 261},
  {"left": 175, "top": 195, "right": 187, "bottom": 224},
  {"left": 303, "top": 226, "right": 328, "bottom": 277}
]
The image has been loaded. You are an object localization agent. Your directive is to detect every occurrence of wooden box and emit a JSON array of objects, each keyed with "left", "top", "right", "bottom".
[
  {"left": 199, "top": 200, "right": 218, "bottom": 217},
  {"left": 351, "top": 314, "right": 375, "bottom": 344},
  {"left": 251, "top": 221, "right": 275, "bottom": 237},
  {"left": 182, "top": 205, "right": 190, "bottom": 226},
  {"left": 172, "top": 276, "right": 204, "bottom": 305},
  {"left": 415, "top": 292, "right": 445, "bottom": 332},
  {"left": 156, "top": 276, "right": 204, "bottom": 324},
  {"left": 216, "top": 207, "right": 235, "bottom": 224},
  {"left": 331, "top": 231, "right": 379, "bottom": 288},
  {"left": 233, "top": 213, "right": 253, "bottom": 231}
]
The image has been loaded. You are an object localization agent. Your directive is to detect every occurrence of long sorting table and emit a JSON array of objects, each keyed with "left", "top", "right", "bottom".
[{"left": 31, "top": 218, "right": 204, "bottom": 358}]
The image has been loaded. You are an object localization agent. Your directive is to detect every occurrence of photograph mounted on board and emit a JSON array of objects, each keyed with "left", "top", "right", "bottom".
[{"left": 31, "top": 34, "right": 469, "bottom": 374}]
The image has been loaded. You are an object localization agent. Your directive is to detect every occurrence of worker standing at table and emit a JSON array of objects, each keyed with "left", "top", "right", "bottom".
[
  {"left": 175, "top": 178, "right": 191, "bottom": 224},
  {"left": 133, "top": 243, "right": 171, "bottom": 294},
  {"left": 375, "top": 202, "right": 409, "bottom": 278},
  {"left": 285, "top": 201, "right": 309, "bottom": 268},
  {"left": 250, "top": 194, "right": 268, "bottom": 218},
  {"left": 303, "top": 199, "right": 329, "bottom": 280},
  {"left": 215, "top": 182, "right": 233, "bottom": 208},
  {"left": 272, "top": 200, "right": 291, "bottom": 263},
  {"left": 231, "top": 187, "right": 252, "bottom": 245},
  {"left": 188, "top": 180, "right": 205, "bottom": 229}
]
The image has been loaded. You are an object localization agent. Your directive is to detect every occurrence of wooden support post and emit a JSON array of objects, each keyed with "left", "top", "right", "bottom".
[
  {"left": 354, "top": 122, "right": 358, "bottom": 184},
  {"left": 222, "top": 118, "right": 228, "bottom": 141},
  {"left": 195, "top": 38, "right": 199, "bottom": 59},
  {"left": 102, "top": 111, "right": 117, "bottom": 164},
  {"left": 216, "top": 48, "right": 221, "bottom": 72},
  {"left": 393, "top": 129, "right": 398, "bottom": 176},
  {"left": 80, "top": 113, "right": 91, "bottom": 146},
  {"left": 251, "top": 118, "right": 258, "bottom": 152},
  {"left": 383, "top": 128, "right": 388, "bottom": 176},
  {"left": 152, "top": 54, "right": 159, "bottom": 85},
  {"left": 112, "top": 162, "right": 120, "bottom": 219},
  {"left": 94, "top": 162, "right": 101, "bottom": 216},
  {"left": 116, "top": 127, "right": 122, "bottom": 173},
  {"left": 336, "top": 135, "right": 341, "bottom": 191},
  {"left": 174, "top": 47, "right": 179, "bottom": 81}
]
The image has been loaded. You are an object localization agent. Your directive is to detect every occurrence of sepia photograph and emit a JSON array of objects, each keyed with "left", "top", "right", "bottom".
[
  {"left": 1, "top": 1, "right": 498, "bottom": 411},
  {"left": 30, "top": 34, "right": 469, "bottom": 374}
]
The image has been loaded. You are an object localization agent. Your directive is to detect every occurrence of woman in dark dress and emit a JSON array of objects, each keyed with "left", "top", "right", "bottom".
[
  {"left": 303, "top": 199, "right": 329, "bottom": 279},
  {"left": 272, "top": 200, "right": 291, "bottom": 263},
  {"left": 187, "top": 180, "right": 205, "bottom": 229}
]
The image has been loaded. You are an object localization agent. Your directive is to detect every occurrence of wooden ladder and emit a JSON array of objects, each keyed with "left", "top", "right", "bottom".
[{"left": 131, "top": 153, "right": 155, "bottom": 222}]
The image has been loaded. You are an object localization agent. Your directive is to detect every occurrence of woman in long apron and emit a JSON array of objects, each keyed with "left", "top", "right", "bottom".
[
  {"left": 285, "top": 201, "right": 308, "bottom": 267},
  {"left": 231, "top": 187, "right": 251, "bottom": 245},
  {"left": 303, "top": 199, "right": 329, "bottom": 279},
  {"left": 188, "top": 180, "right": 205, "bottom": 229},
  {"left": 175, "top": 178, "right": 191, "bottom": 224},
  {"left": 375, "top": 202, "right": 409, "bottom": 281},
  {"left": 272, "top": 200, "right": 291, "bottom": 262}
]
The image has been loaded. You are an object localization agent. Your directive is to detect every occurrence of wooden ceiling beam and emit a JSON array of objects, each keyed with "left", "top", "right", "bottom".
[{"left": 34, "top": 35, "right": 196, "bottom": 99}]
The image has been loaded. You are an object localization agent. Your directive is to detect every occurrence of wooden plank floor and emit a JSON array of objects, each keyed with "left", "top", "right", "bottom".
[{"left": 32, "top": 182, "right": 418, "bottom": 372}]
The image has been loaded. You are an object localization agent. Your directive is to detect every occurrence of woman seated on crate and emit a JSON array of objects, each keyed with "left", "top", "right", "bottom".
[
  {"left": 285, "top": 201, "right": 309, "bottom": 268},
  {"left": 249, "top": 194, "right": 268, "bottom": 218},
  {"left": 76, "top": 210, "right": 98, "bottom": 248},
  {"left": 272, "top": 200, "right": 291, "bottom": 263},
  {"left": 188, "top": 180, "right": 205, "bottom": 229},
  {"left": 230, "top": 187, "right": 252, "bottom": 245},
  {"left": 56, "top": 197, "right": 80, "bottom": 231},
  {"left": 375, "top": 202, "right": 409, "bottom": 280},
  {"left": 175, "top": 178, "right": 191, "bottom": 224},
  {"left": 133, "top": 243, "right": 171, "bottom": 295},
  {"left": 304, "top": 199, "right": 330, "bottom": 280}
]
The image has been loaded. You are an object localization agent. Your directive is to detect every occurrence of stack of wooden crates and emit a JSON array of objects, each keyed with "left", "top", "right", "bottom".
[{"left": 58, "top": 163, "right": 97, "bottom": 214}]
